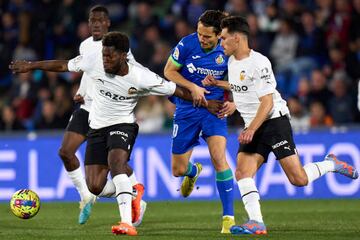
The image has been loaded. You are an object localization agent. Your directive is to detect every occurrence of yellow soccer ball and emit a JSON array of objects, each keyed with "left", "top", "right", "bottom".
[{"left": 10, "top": 189, "right": 40, "bottom": 219}]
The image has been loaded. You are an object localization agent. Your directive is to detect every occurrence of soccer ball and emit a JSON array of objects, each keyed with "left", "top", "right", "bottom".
[{"left": 10, "top": 189, "right": 40, "bottom": 219}]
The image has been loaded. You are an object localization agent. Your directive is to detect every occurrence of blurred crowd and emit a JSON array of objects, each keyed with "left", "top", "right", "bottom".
[{"left": 0, "top": 0, "right": 360, "bottom": 133}]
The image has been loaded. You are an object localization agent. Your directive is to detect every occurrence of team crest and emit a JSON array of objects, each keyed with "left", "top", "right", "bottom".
[
  {"left": 128, "top": 87, "right": 138, "bottom": 94},
  {"left": 240, "top": 70, "right": 246, "bottom": 81},
  {"left": 215, "top": 54, "right": 225, "bottom": 64},
  {"left": 173, "top": 47, "right": 180, "bottom": 60}
]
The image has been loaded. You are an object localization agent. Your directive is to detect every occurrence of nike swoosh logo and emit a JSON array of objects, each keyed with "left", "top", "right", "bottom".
[
  {"left": 225, "top": 188, "right": 233, "bottom": 192},
  {"left": 192, "top": 55, "right": 201, "bottom": 59},
  {"left": 97, "top": 79, "right": 105, "bottom": 84}
]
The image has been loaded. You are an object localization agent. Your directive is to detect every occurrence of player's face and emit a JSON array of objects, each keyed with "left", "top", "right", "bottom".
[
  {"left": 220, "top": 28, "right": 237, "bottom": 56},
  {"left": 197, "top": 22, "right": 219, "bottom": 51},
  {"left": 102, "top": 46, "right": 126, "bottom": 74},
  {"left": 88, "top": 11, "right": 110, "bottom": 41}
]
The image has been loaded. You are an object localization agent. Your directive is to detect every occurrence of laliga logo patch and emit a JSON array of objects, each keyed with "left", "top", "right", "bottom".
[
  {"left": 173, "top": 47, "right": 180, "bottom": 60},
  {"left": 215, "top": 54, "right": 224, "bottom": 65},
  {"left": 128, "top": 87, "right": 138, "bottom": 94},
  {"left": 240, "top": 70, "right": 246, "bottom": 81}
]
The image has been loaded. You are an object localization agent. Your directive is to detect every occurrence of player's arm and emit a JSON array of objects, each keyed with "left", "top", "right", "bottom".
[
  {"left": 164, "top": 57, "right": 209, "bottom": 106},
  {"left": 9, "top": 60, "right": 69, "bottom": 73},
  {"left": 202, "top": 75, "right": 231, "bottom": 91},
  {"left": 173, "top": 86, "right": 223, "bottom": 114}
]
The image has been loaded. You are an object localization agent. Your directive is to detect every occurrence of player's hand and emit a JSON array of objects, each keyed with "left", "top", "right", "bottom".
[
  {"left": 191, "top": 85, "right": 210, "bottom": 107},
  {"left": 239, "top": 128, "right": 255, "bottom": 144},
  {"left": 206, "top": 100, "right": 223, "bottom": 115},
  {"left": 9, "top": 60, "right": 32, "bottom": 73},
  {"left": 73, "top": 94, "right": 84, "bottom": 104},
  {"left": 201, "top": 75, "right": 217, "bottom": 86},
  {"left": 217, "top": 101, "right": 236, "bottom": 119}
]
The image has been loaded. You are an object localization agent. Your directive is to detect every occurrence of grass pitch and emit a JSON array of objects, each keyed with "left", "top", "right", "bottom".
[{"left": 0, "top": 199, "right": 359, "bottom": 240}]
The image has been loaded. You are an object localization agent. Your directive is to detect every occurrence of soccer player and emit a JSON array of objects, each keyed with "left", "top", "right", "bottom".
[
  {"left": 69, "top": 31, "right": 218, "bottom": 235},
  {"left": 163, "top": 10, "right": 235, "bottom": 233},
  {"left": 9, "top": 5, "right": 146, "bottom": 226},
  {"left": 202, "top": 15, "right": 359, "bottom": 235}
]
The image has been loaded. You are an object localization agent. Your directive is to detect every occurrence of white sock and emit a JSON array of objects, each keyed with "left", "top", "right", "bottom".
[
  {"left": 113, "top": 174, "right": 132, "bottom": 225},
  {"left": 304, "top": 161, "right": 335, "bottom": 183},
  {"left": 129, "top": 172, "right": 138, "bottom": 186},
  {"left": 98, "top": 179, "right": 116, "bottom": 198},
  {"left": 67, "top": 167, "right": 91, "bottom": 201},
  {"left": 238, "top": 178, "right": 263, "bottom": 223}
]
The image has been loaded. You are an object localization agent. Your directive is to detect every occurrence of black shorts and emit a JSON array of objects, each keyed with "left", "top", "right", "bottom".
[
  {"left": 65, "top": 108, "right": 90, "bottom": 136},
  {"left": 238, "top": 116, "right": 296, "bottom": 161},
  {"left": 85, "top": 123, "right": 139, "bottom": 165}
]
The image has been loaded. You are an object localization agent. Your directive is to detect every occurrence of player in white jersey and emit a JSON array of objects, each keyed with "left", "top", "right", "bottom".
[
  {"left": 202, "top": 16, "right": 359, "bottom": 235},
  {"left": 68, "top": 31, "right": 215, "bottom": 235},
  {"left": 8, "top": 5, "right": 146, "bottom": 226}
]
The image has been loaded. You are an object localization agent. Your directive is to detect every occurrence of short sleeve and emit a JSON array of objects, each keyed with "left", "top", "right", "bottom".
[
  {"left": 169, "top": 38, "right": 189, "bottom": 67},
  {"left": 253, "top": 58, "right": 276, "bottom": 98},
  {"left": 137, "top": 67, "right": 176, "bottom": 96},
  {"left": 67, "top": 53, "right": 96, "bottom": 73}
]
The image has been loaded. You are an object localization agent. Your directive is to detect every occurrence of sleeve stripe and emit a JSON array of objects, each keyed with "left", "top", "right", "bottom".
[{"left": 169, "top": 55, "right": 182, "bottom": 67}]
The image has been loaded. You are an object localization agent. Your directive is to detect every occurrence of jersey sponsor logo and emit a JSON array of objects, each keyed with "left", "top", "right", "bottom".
[
  {"left": 173, "top": 47, "right": 180, "bottom": 60},
  {"left": 186, "top": 63, "right": 225, "bottom": 76},
  {"left": 186, "top": 63, "right": 197, "bottom": 73},
  {"left": 192, "top": 55, "right": 201, "bottom": 59},
  {"left": 272, "top": 140, "right": 289, "bottom": 149},
  {"left": 128, "top": 87, "right": 138, "bottom": 94},
  {"left": 240, "top": 70, "right": 246, "bottom": 81},
  {"left": 109, "top": 130, "right": 129, "bottom": 137},
  {"left": 215, "top": 54, "right": 225, "bottom": 65},
  {"left": 99, "top": 89, "right": 133, "bottom": 101},
  {"left": 230, "top": 83, "right": 248, "bottom": 92}
]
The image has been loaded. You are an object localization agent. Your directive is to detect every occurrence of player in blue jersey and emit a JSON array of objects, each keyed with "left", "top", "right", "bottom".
[{"left": 164, "top": 10, "right": 235, "bottom": 233}]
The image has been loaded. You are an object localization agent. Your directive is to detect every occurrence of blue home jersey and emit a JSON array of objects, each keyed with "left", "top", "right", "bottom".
[{"left": 169, "top": 33, "right": 228, "bottom": 118}]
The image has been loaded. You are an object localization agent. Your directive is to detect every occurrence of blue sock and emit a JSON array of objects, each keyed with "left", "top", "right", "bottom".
[
  {"left": 184, "top": 162, "right": 197, "bottom": 178},
  {"left": 216, "top": 169, "right": 234, "bottom": 217}
]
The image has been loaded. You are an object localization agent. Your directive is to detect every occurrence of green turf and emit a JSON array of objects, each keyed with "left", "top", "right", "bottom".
[{"left": 0, "top": 199, "right": 359, "bottom": 240}]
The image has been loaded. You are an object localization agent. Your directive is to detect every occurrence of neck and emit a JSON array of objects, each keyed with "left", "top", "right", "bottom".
[
  {"left": 234, "top": 46, "right": 251, "bottom": 60},
  {"left": 117, "top": 62, "right": 129, "bottom": 76}
]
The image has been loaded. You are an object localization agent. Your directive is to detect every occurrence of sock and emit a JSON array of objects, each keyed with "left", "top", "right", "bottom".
[
  {"left": 67, "top": 167, "right": 91, "bottom": 201},
  {"left": 216, "top": 169, "right": 234, "bottom": 217},
  {"left": 98, "top": 179, "right": 116, "bottom": 198},
  {"left": 304, "top": 161, "right": 335, "bottom": 183},
  {"left": 184, "top": 162, "right": 197, "bottom": 178},
  {"left": 238, "top": 178, "right": 263, "bottom": 223},
  {"left": 129, "top": 172, "right": 138, "bottom": 186},
  {"left": 113, "top": 174, "right": 133, "bottom": 225}
]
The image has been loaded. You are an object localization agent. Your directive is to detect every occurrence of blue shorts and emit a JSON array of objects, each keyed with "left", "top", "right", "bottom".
[{"left": 171, "top": 111, "right": 227, "bottom": 154}]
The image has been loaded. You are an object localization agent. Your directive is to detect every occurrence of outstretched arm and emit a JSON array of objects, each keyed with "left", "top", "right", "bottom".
[
  {"left": 9, "top": 60, "right": 69, "bottom": 73},
  {"left": 164, "top": 57, "right": 209, "bottom": 106},
  {"left": 173, "top": 86, "right": 223, "bottom": 115},
  {"left": 202, "top": 75, "right": 230, "bottom": 90}
]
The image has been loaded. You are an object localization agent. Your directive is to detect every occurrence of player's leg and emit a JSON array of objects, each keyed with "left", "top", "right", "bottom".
[
  {"left": 59, "top": 109, "right": 95, "bottom": 224},
  {"left": 107, "top": 123, "right": 139, "bottom": 236},
  {"left": 275, "top": 116, "right": 358, "bottom": 186},
  {"left": 206, "top": 135, "right": 235, "bottom": 233},
  {"left": 231, "top": 152, "right": 267, "bottom": 235},
  {"left": 171, "top": 119, "right": 202, "bottom": 197}
]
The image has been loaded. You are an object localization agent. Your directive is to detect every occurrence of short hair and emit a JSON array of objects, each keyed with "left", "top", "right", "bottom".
[
  {"left": 221, "top": 16, "right": 250, "bottom": 36},
  {"left": 102, "top": 32, "right": 129, "bottom": 53},
  {"left": 198, "top": 10, "right": 228, "bottom": 35},
  {"left": 90, "top": 5, "right": 109, "bottom": 16}
]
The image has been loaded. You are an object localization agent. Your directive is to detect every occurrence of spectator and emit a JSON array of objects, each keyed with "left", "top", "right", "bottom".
[
  {"left": 0, "top": 105, "right": 25, "bottom": 131},
  {"left": 328, "top": 71, "right": 355, "bottom": 124},
  {"left": 309, "top": 101, "right": 334, "bottom": 127},
  {"left": 287, "top": 96, "right": 310, "bottom": 131}
]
